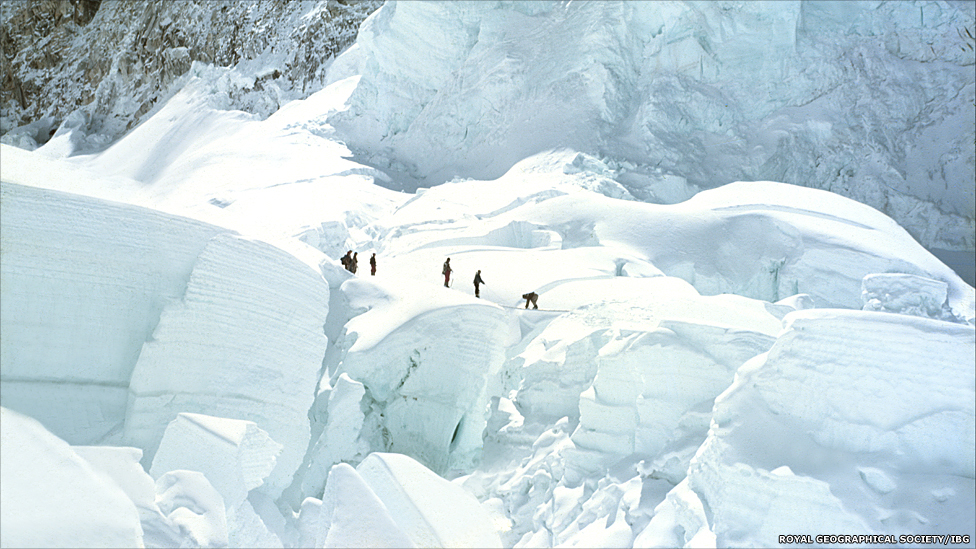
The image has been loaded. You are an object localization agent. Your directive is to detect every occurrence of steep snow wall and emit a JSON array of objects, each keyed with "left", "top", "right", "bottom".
[
  {"left": 0, "top": 181, "right": 225, "bottom": 443},
  {"left": 125, "top": 232, "right": 330, "bottom": 499},
  {"left": 341, "top": 302, "right": 518, "bottom": 475},
  {"left": 305, "top": 277, "right": 521, "bottom": 479},
  {"left": 0, "top": 180, "right": 331, "bottom": 503},
  {"left": 328, "top": 0, "right": 975, "bottom": 250}
]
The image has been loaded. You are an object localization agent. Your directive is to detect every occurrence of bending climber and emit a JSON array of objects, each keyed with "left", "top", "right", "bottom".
[
  {"left": 341, "top": 250, "right": 353, "bottom": 272},
  {"left": 443, "top": 258, "right": 453, "bottom": 287},
  {"left": 351, "top": 252, "right": 359, "bottom": 274},
  {"left": 473, "top": 270, "right": 485, "bottom": 298},
  {"left": 370, "top": 253, "right": 377, "bottom": 276},
  {"left": 522, "top": 292, "right": 539, "bottom": 309}
]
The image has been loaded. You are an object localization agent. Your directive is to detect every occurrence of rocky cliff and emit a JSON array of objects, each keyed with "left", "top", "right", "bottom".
[{"left": 1, "top": 0, "right": 381, "bottom": 149}]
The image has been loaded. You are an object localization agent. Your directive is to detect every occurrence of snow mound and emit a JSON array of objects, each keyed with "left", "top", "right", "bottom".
[
  {"left": 72, "top": 445, "right": 184, "bottom": 548},
  {"left": 150, "top": 413, "right": 281, "bottom": 506},
  {"left": 149, "top": 413, "right": 284, "bottom": 547},
  {"left": 649, "top": 309, "right": 976, "bottom": 546},
  {"left": 0, "top": 407, "right": 144, "bottom": 548},
  {"left": 498, "top": 179, "right": 973, "bottom": 317},
  {"left": 154, "top": 470, "right": 229, "bottom": 548}
]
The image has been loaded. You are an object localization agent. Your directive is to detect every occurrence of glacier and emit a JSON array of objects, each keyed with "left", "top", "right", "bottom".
[
  {"left": 1, "top": 1, "right": 975, "bottom": 548},
  {"left": 326, "top": 1, "right": 975, "bottom": 252}
]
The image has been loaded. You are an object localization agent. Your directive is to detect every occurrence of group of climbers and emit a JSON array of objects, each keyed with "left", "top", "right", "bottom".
[
  {"left": 342, "top": 252, "right": 540, "bottom": 309},
  {"left": 447, "top": 257, "right": 539, "bottom": 309},
  {"left": 341, "top": 251, "right": 377, "bottom": 276}
]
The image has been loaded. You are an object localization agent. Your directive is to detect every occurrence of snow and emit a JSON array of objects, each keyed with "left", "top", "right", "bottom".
[
  {"left": 153, "top": 470, "right": 229, "bottom": 548},
  {"left": 304, "top": 463, "right": 415, "bottom": 548},
  {"left": 150, "top": 413, "right": 281, "bottom": 505},
  {"left": 0, "top": 408, "right": 144, "bottom": 548},
  {"left": 326, "top": 1, "right": 975, "bottom": 251},
  {"left": 665, "top": 308, "right": 976, "bottom": 546},
  {"left": 1, "top": 1, "right": 975, "bottom": 547},
  {"left": 355, "top": 452, "right": 503, "bottom": 548},
  {"left": 124, "top": 231, "right": 329, "bottom": 499},
  {"left": 0, "top": 181, "right": 227, "bottom": 444},
  {"left": 335, "top": 279, "right": 520, "bottom": 474},
  {"left": 71, "top": 445, "right": 184, "bottom": 548}
]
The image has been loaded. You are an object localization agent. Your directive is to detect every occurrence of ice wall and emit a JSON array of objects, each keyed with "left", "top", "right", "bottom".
[
  {"left": 0, "top": 181, "right": 331, "bottom": 504},
  {"left": 310, "top": 276, "right": 520, "bottom": 478},
  {"left": 328, "top": 0, "right": 975, "bottom": 250},
  {"left": 646, "top": 309, "right": 976, "bottom": 546},
  {"left": 0, "top": 181, "right": 225, "bottom": 443},
  {"left": 125, "top": 232, "right": 330, "bottom": 499},
  {"left": 1, "top": 178, "right": 331, "bottom": 508}
]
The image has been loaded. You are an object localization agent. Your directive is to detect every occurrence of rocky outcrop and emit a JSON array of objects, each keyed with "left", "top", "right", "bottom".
[{"left": 1, "top": 0, "right": 381, "bottom": 148}]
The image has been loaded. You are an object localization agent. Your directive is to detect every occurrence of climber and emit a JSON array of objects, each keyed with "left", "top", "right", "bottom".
[
  {"left": 473, "top": 270, "right": 485, "bottom": 298},
  {"left": 443, "top": 258, "right": 453, "bottom": 287},
  {"left": 370, "top": 253, "right": 377, "bottom": 276},
  {"left": 351, "top": 252, "right": 359, "bottom": 274},
  {"left": 522, "top": 292, "right": 539, "bottom": 309},
  {"left": 340, "top": 250, "right": 353, "bottom": 272}
]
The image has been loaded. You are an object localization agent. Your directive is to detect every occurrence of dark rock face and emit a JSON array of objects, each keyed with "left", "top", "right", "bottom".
[{"left": 1, "top": 0, "right": 381, "bottom": 144}]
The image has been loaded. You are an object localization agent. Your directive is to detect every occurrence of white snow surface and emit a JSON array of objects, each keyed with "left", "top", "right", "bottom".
[
  {"left": 1, "top": 2, "right": 975, "bottom": 547},
  {"left": 0, "top": 408, "right": 144, "bottom": 548},
  {"left": 356, "top": 452, "right": 503, "bottom": 548}
]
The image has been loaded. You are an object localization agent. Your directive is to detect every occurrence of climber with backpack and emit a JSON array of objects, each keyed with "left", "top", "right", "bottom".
[{"left": 443, "top": 258, "right": 453, "bottom": 287}]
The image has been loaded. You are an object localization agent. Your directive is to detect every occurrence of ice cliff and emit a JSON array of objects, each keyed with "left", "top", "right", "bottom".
[
  {"left": 0, "top": 180, "right": 330, "bottom": 502},
  {"left": 327, "top": 1, "right": 975, "bottom": 251}
]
